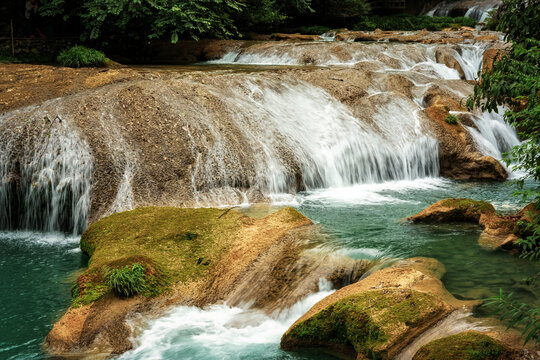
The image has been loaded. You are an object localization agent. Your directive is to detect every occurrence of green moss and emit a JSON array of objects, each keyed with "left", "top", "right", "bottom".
[
  {"left": 445, "top": 114, "right": 459, "bottom": 125},
  {"left": 72, "top": 207, "right": 250, "bottom": 306},
  {"left": 440, "top": 198, "right": 496, "bottom": 215},
  {"left": 413, "top": 332, "right": 509, "bottom": 360},
  {"left": 287, "top": 290, "right": 440, "bottom": 359}
]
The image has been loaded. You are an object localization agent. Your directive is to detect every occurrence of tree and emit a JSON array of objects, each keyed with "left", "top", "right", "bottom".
[
  {"left": 40, "top": 0, "right": 244, "bottom": 42},
  {"left": 468, "top": 0, "right": 540, "bottom": 343}
]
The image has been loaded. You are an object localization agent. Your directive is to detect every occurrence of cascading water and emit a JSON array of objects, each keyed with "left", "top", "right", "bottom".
[
  {"left": 119, "top": 279, "right": 335, "bottom": 360},
  {"left": 0, "top": 114, "right": 92, "bottom": 234},
  {"left": 182, "top": 78, "right": 440, "bottom": 206},
  {"left": 425, "top": 0, "right": 502, "bottom": 22},
  {"left": 3, "top": 37, "right": 537, "bottom": 360},
  {"left": 462, "top": 108, "right": 521, "bottom": 160}
]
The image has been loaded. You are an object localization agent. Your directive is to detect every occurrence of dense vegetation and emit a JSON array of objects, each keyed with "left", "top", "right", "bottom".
[
  {"left": 468, "top": 0, "right": 540, "bottom": 344},
  {"left": 353, "top": 15, "right": 476, "bottom": 32},
  {"left": 35, "top": 0, "right": 478, "bottom": 43}
]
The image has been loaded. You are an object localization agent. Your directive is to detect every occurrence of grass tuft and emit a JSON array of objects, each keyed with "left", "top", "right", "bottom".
[{"left": 57, "top": 45, "right": 107, "bottom": 68}]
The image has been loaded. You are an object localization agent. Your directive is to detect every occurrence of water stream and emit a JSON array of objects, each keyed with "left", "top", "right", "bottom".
[{"left": 1, "top": 39, "right": 537, "bottom": 359}]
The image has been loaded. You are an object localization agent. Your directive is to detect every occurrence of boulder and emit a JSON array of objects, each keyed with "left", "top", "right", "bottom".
[
  {"left": 482, "top": 48, "right": 505, "bottom": 73},
  {"left": 410, "top": 200, "right": 538, "bottom": 251},
  {"left": 281, "top": 258, "right": 474, "bottom": 360},
  {"left": 408, "top": 198, "right": 495, "bottom": 223},
  {"left": 413, "top": 331, "right": 514, "bottom": 360},
  {"left": 421, "top": 86, "right": 508, "bottom": 181}
]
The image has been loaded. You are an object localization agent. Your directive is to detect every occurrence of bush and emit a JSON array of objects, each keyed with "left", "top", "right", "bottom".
[
  {"left": 106, "top": 263, "right": 147, "bottom": 297},
  {"left": 445, "top": 114, "right": 459, "bottom": 125},
  {"left": 354, "top": 15, "right": 476, "bottom": 32},
  {"left": 57, "top": 46, "right": 107, "bottom": 68}
]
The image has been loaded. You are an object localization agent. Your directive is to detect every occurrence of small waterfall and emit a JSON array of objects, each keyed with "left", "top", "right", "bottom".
[
  {"left": 0, "top": 115, "right": 92, "bottom": 234},
  {"left": 119, "top": 279, "right": 335, "bottom": 360},
  {"left": 462, "top": 109, "right": 520, "bottom": 160},
  {"left": 425, "top": 0, "right": 501, "bottom": 22},
  {"left": 185, "top": 78, "right": 440, "bottom": 205},
  {"left": 453, "top": 44, "right": 487, "bottom": 80}
]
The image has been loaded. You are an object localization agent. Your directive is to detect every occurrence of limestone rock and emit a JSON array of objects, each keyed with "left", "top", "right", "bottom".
[
  {"left": 413, "top": 331, "right": 514, "bottom": 360},
  {"left": 281, "top": 258, "right": 473, "bottom": 360},
  {"left": 408, "top": 198, "right": 496, "bottom": 223},
  {"left": 435, "top": 47, "right": 466, "bottom": 79}
]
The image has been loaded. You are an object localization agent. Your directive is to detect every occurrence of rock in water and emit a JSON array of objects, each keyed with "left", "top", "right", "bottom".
[{"left": 281, "top": 257, "right": 475, "bottom": 359}]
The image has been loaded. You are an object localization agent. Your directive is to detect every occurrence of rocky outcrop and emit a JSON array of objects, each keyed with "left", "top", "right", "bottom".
[
  {"left": 408, "top": 198, "right": 496, "bottom": 223},
  {"left": 270, "top": 33, "right": 321, "bottom": 41},
  {"left": 420, "top": 84, "right": 507, "bottom": 181},
  {"left": 332, "top": 29, "right": 504, "bottom": 45},
  {"left": 281, "top": 257, "right": 476, "bottom": 359},
  {"left": 409, "top": 199, "right": 539, "bottom": 250},
  {"left": 413, "top": 331, "right": 514, "bottom": 360},
  {"left": 435, "top": 46, "right": 466, "bottom": 79},
  {"left": 45, "top": 206, "right": 372, "bottom": 358}
]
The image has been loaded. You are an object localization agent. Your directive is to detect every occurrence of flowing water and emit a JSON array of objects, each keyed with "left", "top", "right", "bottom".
[
  {"left": 425, "top": 0, "right": 502, "bottom": 22},
  {"left": 1, "top": 38, "right": 538, "bottom": 359}
]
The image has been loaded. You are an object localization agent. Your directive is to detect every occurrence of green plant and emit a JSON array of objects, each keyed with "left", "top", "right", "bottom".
[
  {"left": 483, "top": 9, "right": 499, "bottom": 30},
  {"left": 57, "top": 45, "right": 107, "bottom": 67},
  {"left": 485, "top": 290, "right": 540, "bottom": 344},
  {"left": 445, "top": 114, "right": 459, "bottom": 125},
  {"left": 0, "top": 49, "right": 20, "bottom": 64},
  {"left": 106, "top": 263, "right": 147, "bottom": 297},
  {"left": 353, "top": 15, "right": 476, "bottom": 32},
  {"left": 470, "top": 0, "right": 540, "bottom": 344}
]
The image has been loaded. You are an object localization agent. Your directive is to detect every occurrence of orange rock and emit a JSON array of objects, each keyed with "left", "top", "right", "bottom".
[{"left": 270, "top": 33, "right": 320, "bottom": 41}]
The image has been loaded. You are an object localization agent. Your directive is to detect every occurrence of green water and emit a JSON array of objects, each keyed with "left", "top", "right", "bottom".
[
  {"left": 296, "top": 179, "right": 540, "bottom": 308},
  {"left": 1, "top": 179, "right": 538, "bottom": 359},
  {"left": 0, "top": 233, "right": 87, "bottom": 360}
]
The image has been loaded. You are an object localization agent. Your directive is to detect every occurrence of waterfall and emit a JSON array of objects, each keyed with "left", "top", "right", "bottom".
[
  {"left": 0, "top": 114, "right": 92, "bottom": 234},
  {"left": 185, "top": 78, "right": 440, "bottom": 206},
  {"left": 425, "top": 0, "right": 502, "bottom": 22},
  {"left": 462, "top": 109, "right": 520, "bottom": 160}
]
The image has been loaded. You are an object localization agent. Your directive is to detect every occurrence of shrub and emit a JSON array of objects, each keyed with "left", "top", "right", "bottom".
[
  {"left": 354, "top": 15, "right": 476, "bottom": 32},
  {"left": 57, "top": 45, "right": 107, "bottom": 68},
  {"left": 106, "top": 263, "right": 147, "bottom": 297},
  {"left": 445, "top": 114, "right": 459, "bottom": 125}
]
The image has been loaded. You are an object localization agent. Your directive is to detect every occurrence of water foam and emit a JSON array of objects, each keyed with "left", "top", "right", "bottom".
[{"left": 120, "top": 279, "right": 334, "bottom": 360}]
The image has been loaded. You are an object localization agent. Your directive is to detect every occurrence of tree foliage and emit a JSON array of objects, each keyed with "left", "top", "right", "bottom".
[
  {"left": 471, "top": 0, "right": 540, "bottom": 343},
  {"left": 41, "top": 0, "right": 244, "bottom": 42}
]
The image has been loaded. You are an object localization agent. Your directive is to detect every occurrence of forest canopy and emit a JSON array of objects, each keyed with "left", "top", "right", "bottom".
[{"left": 38, "top": 0, "right": 372, "bottom": 42}]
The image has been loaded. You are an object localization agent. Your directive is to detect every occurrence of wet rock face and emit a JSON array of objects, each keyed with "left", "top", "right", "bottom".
[
  {"left": 281, "top": 258, "right": 473, "bottom": 360},
  {"left": 435, "top": 46, "right": 466, "bottom": 79}
]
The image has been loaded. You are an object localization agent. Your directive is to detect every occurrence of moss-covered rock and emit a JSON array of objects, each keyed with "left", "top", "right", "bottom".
[
  {"left": 46, "top": 206, "right": 318, "bottom": 357},
  {"left": 413, "top": 331, "right": 511, "bottom": 360},
  {"left": 284, "top": 289, "right": 445, "bottom": 359},
  {"left": 408, "top": 198, "right": 496, "bottom": 223},
  {"left": 72, "top": 206, "right": 245, "bottom": 306},
  {"left": 280, "top": 258, "right": 471, "bottom": 360}
]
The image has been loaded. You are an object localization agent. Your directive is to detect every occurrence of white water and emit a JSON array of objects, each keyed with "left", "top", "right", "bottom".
[
  {"left": 464, "top": 109, "right": 520, "bottom": 160},
  {"left": 0, "top": 115, "right": 92, "bottom": 234},
  {"left": 426, "top": 0, "right": 501, "bottom": 22},
  {"left": 120, "top": 279, "right": 334, "bottom": 360}
]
